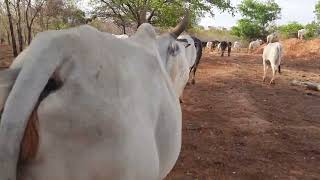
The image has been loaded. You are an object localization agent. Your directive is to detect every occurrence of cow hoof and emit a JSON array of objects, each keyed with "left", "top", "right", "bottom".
[
  {"left": 269, "top": 81, "right": 275, "bottom": 85},
  {"left": 191, "top": 80, "right": 195, "bottom": 85},
  {"left": 179, "top": 99, "right": 184, "bottom": 103}
]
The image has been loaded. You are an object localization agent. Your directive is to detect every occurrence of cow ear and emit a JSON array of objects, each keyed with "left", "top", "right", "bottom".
[{"left": 168, "top": 42, "right": 180, "bottom": 56}]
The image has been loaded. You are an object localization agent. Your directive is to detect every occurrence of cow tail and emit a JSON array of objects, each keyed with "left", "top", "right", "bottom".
[{"left": 0, "top": 32, "right": 74, "bottom": 180}]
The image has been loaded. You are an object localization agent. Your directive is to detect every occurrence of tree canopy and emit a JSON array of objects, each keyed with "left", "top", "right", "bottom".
[
  {"left": 231, "top": 0, "right": 281, "bottom": 40},
  {"left": 90, "top": 0, "right": 235, "bottom": 33}
]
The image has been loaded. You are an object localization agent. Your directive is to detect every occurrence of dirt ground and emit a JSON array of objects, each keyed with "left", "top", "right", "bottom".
[
  {"left": 166, "top": 50, "right": 320, "bottom": 180},
  {"left": 1, "top": 45, "right": 320, "bottom": 180}
]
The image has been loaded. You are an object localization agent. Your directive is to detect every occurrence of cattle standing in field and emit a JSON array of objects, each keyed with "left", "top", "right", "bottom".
[
  {"left": 267, "top": 33, "right": 279, "bottom": 43},
  {"left": 227, "top": 42, "right": 232, "bottom": 56},
  {"left": 177, "top": 36, "right": 203, "bottom": 85},
  {"left": 262, "top": 42, "right": 283, "bottom": 84},
  {"left": 211, "top": 40, "right": 220, "bottom": 51},
  {"left": 219, "top": 41, "right": 228, "bottom": 57},
  {"left": 189, "top": 36, "right": 203, "bottom": 84},
  {"left": 298, "top": 29, "right": 306, "bottom": 40},
  {"left": 177, "top": 35, "right": 197, "bottom": 101},
  {"left": 233, "top": 41, "right": 241, "bottom": 52},
  {"left": 0, "top": 13, "right": 190, "bottom": 180},
  {"left": 248, "top": 39, "right": 263, "bottom": 53},
  {"left": 201, "top": 41, "right": 207, "bottom": 49},
  {"left": 206, "top": 41, "right": 212, "bottom": 50}
]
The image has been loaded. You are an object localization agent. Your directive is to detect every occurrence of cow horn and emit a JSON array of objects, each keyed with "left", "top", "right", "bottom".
[{"left": 171, "top": 10, "right": 189, "bottom": 38}]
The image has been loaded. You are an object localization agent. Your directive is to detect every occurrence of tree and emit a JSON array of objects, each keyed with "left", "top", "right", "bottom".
[
  {"left": 25, "top": 0, "right": 45, "bottom": 44},
  {"left": 16, "top": 0, "right": 24, "bottom": 52},
  {"left": 232, "top": 0, "right": 281, "bottom": 40},
  {"left": 91, "top": 0, "right": 234, "bottom": 33},
  {"left": 4, "top": 0, "right": 18, "bottom": 57},
  {"left": 305, "top": 21, "right": 319, "bottom": 39},
  {"left": 315, "top": 0, "right": 320, "bottom": 23}
]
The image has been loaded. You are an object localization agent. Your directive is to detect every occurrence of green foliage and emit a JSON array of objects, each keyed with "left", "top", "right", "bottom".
[
  {"left": 305, "top": 22, "right": 319, "bottom": 39},
  {"left": 238, "top": 0, "right": 281, "bottom": 27},
  {"left": 231, "top": 19, "right": 263, "bottom": 40},
  {"left": 232, "top": 0, "right": 281, "bottom": 40},
  {"left": 315, "top": 1, "right": 320, "bottom": 22},
  {"left": 278, "top": 22, "right": 304, "bottom": 38},
  {"left": 91, "top": 0, "right": 234, "bottom": 29}
]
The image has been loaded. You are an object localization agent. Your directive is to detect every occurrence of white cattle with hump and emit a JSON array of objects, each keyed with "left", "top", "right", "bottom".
[
  {"left": 298, "top": 29, "right": 306, "bottom": 40},
  {"left": 262, "top": 42, "right": 283, "bottom": 84},
  {"left": 176, "top": 35, "right": 197, "bottom": 101},
  {"left": 0, "top": 12, "right": 190, "bottom": 180},
  {"left": 267, "top": 32, "right": 279, "bottom": 43},
  {"left": 233, "top": 41, "right": 241, "bottom": 51},
  {"left": 248, "top": 39, "right": 263, "bottom": 53}
]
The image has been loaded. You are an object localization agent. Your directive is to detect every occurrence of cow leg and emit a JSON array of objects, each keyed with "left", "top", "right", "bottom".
[
  {"left": 191, "top": 67, "right": 197, "bottom": 85},
  {"left": 278, "top": 64, "right": 281, "bottom": 74},
  {"left": 270, "top": 65, "right": 276, "bottom": 84},
  {"left": 263, "top": 59, "right": 267, "bottom": 82}
]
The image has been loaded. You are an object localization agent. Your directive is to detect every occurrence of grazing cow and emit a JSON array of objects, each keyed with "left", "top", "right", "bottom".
[
  {"left": 219, "top": 41, "right": 228, "bottom": 57},
  {"left": 267, "top": 33, "right": 279, "bottom": 43},
  {"left": 211, "top": 40, "right": 220, "bottom": 50},
  {"left": 227, "top": 42, "right": 232, "bottom": 56},
  {"left": 206, "top": 41, "right": 213, "bottom": 50},
  {"left": 233, "top": 41, "right": 241, "bottom": 52},
  {"left": 248, "top": 39, "right": 263, "bottom": 53},
  {"left": 189, "top": 36, "right": 203, "bottom": 84},
  {"left": 0, "top": 13, "right": 190, "bottom": 180},
  {"left": 298, "top": 29, "right": 306, "bottom": 40},
  {"left": 262, "top": 42, "right": 283, "bottom": 84},
  {"left": 201, "top": 41, "right": 207, "bottom": 49}
]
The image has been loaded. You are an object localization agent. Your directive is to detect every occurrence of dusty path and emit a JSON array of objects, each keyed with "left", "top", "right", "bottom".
[{"left": 166, "top": 51, "right": 320, "bottom": 180}]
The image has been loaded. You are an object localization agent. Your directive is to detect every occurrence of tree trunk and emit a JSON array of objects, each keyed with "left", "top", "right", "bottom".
[
  {"left": 6, "top": 29, "right": 11, "bottom": 45},
  {"left": 122, "top": 24, "right": 126, "bottom": 34},
  {"left": 5, "top": 0, "right": 18, "bottom": 57},
  {"left": 27, "top": 26, "right": 32, "bottom": 45},
  {"left": 16, "top": 0, "right": 24, "bottom": 53}
]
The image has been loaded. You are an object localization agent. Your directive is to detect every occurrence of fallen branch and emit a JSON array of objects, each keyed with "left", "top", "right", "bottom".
[{"left": 291, "top": 80, "right": 320, "bottom": 91}]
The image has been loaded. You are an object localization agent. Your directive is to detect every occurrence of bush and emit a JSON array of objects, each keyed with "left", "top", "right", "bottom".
[
  {"left": 305, "top": 22, "right": 319, "bottom": 39},
  {"left": 278, "top": 22, "right": 304, "bottom": 38}
]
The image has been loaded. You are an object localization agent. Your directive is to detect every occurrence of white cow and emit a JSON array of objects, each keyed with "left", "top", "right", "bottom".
[
  {"left": 248, "top": 39, "right": 263, "bottom": 53},
  {"left": 233, "top": 41, "right": 241, "bottom": 52},
  {"left": 267, "top": 33, "right": 279, "bottom": 43},
  {"left": 298, "top": 29, "right": 306, "bottom": 40},
  {"left": 206, "top": 41, "right": 212, "bottom": 50},
  {"left": 0, "top": 14, "right": 190, "bottom": 180},
  {"left": 176, "top": 35, "right": 197, "bottom": 101},
  {"left": 177, "top": 35, "right": 197, "bottom": 69},
  {"left": 217, "top": 42, "right": 221, "bottom": 52},
  {"left": 262, "top": 42, "right": 283, "bottom": 84}
]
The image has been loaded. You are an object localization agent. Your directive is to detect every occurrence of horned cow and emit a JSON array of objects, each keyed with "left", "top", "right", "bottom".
[{"left": 0, "top": 13, "right": 190, "bottom": 180}]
